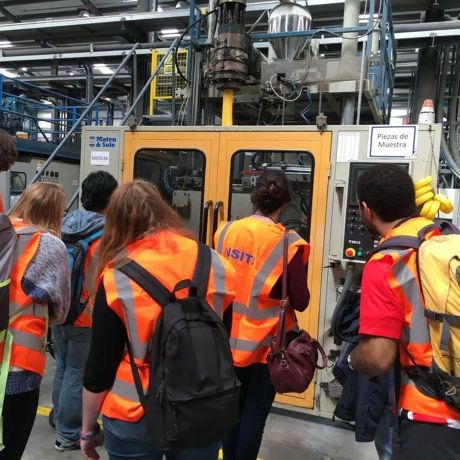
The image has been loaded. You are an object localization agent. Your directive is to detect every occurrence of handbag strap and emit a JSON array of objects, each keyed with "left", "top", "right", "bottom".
[{"left": 274, "top": 230, "right": 290, "bottom": 352}]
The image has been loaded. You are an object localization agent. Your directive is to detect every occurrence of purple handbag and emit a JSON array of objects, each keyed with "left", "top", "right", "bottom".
[{"left": 267, "top": 230, "right": 327, "bottom": 394}]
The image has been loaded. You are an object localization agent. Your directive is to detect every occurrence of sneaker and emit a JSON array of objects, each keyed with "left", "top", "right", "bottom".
[{"left": 54, "top": 440, "right": 79, "bottom": 452}]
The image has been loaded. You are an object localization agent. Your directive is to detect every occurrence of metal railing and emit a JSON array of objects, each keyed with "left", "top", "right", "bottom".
[
  {"left": 121, "top": 39, "right": 179, "bottom": 125},
  {"left": 7, "top": 42, "right": 140, "bottom": 214}
]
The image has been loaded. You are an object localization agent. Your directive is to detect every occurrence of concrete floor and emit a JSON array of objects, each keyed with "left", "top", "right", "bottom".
[{"left": 23, "top": 360, "right": 378, "bottom": 460}]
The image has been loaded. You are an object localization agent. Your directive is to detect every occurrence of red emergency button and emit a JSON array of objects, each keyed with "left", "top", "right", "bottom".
[{"left": 345, "top": 248, "right": 356, "bottom": 258}]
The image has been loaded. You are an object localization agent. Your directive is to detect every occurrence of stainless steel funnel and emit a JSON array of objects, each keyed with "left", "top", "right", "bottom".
[{"left": 268, "top": 0, "right": 312, "bottom": 60}]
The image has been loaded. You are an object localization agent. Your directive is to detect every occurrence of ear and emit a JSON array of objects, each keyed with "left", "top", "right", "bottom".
[{"left": 360, "top": 201, "right": 373, "bottom": 219}]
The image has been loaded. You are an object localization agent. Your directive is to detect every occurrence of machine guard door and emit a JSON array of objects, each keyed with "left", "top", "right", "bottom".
[
  {"left": 217, "top": 131, "right": 332, "bottom": 409},
  {"left": 123, "top": 130, "right": 220, "bottom": 244}
]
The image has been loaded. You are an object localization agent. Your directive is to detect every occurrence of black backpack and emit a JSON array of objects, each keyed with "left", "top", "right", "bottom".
[
  {"left": 118, "top": 243, "right": 240, "bottom": 450},
  {"left": 62, "top": 225, "right": 103, "bottom": 325}
]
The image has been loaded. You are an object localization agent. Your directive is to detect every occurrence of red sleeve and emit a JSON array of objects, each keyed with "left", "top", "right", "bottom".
[
  {"left": 359, "top": 256, "right": 404, "bottom": 340},
  {"left": 0, "top": 196, "right": 4, "bottom": 213}
]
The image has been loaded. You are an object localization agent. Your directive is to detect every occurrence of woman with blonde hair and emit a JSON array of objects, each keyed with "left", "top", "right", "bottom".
[
  {"left": 0, "top": 182, "right": 70, "bottom": 460},
  {"left": 81, "top": 179, "right": 237, "bottom": 460}
]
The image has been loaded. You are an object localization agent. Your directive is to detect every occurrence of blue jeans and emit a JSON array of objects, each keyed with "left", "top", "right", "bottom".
[
  {"left": 222, "top": 364, "right": 276, "bottom": 460},
  {"left": 52, "top": 325, "right": 91, "bottom": 445},
  {"left": 374, "top": 402, "right": 394, "bottom": 460},
  {"left": 374, "top": 369, "right": 395, "bottom": 460},
  {"left": 103, "top": 416, "right": 221, "bottom": 460}
]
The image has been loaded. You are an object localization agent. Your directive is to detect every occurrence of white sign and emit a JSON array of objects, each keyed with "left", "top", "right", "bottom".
[
  {"left": 337, "top": 131, "right": 360, "bottom": 162},
  {"left": 368, "top": 125, "right": 417, "bottom": 158},
  {"left": 90, "top": 151, "right": 110, "bottom": 166}
]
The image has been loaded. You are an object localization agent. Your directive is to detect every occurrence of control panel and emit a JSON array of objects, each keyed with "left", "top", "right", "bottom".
[{"left": 342, "top": 162, "right": 409, "bottom": 262}]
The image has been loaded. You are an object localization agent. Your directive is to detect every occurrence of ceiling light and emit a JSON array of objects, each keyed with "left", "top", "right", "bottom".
[
  {"left": 0, "top": 69, "right": 16, "bottom": 78},
  {"left": 78, "top": 6, "right": 90, "bottom": 18},
  {"left": 161, "top": 28, "right": 179, "bottom": 34},
  {"left": 0, "top": 40, "right": 13, "bottom": 48},
  {"left": 93, "top": 63, "right": 113, "bottom": 75}
]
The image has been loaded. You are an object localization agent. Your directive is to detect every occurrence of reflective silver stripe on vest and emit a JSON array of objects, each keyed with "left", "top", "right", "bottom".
[
  {"left": 248, "top": 233, "right": 301, "bottom": 311},
  {"left": 216, "top": 221, "right": 232, "bottom": 254},
  {"left": 9, "top": 303, "right": 46, "bottom": 320},
  {"left": 83, "top": 244, "right": 100, "bottom": 297},
  {"left": 10, "top": 328, "right": 45, "bottom": 352},
  {"left": 12, "top": 232, "right": 37, "bottom": 264},
  {"left": 374, "top": 247, "right": 430, "bottom": 345},
  {"left": 232, "top": 302, "right": 281, "bottom": 320},
  {"left": 401, "top": 372, "right": 418, "bottom": 389},
  {"left": 210, "top": 251, "right": 226, "bottom": 318},
  {"left": 15, "top": 225, "right": 39, "bottom": 236},
  {"left": 391, "top": 254, "right": 430, "bottom": 345},
  {"left": 111, "top": 377, "right": 142, "bottom": 402},
  {"left": 229, "top": 336, "right": 271, "bottom": 352},
  {"left": 113, "top": 270, "right": 147, "bottom": 361}
]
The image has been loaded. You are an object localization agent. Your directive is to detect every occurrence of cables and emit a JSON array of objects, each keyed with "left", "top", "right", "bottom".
[
  {"left": 174, "top": 8, "right": 219, "bottom": 85},
  {"left": 268, "top": 74, "right": 305, "bottom": 102}
]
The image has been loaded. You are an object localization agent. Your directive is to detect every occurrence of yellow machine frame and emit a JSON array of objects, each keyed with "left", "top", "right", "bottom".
[{"left": 122, "top": 129, "right": 332, "bottom": 410}]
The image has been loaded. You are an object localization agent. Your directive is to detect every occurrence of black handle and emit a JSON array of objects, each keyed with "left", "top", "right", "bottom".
[
  {"left": 212, "top": 201, "right": 224, "bottom": 248},
  {"left": 200, "top": 200, "right": 213, "bottom": 244}
]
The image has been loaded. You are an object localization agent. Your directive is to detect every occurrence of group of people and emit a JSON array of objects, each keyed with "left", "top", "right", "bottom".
[
  {"left": 1, "top": 136, "right": 311, "bottom": 460},
  {"left": 1, "top": 128, "right": 458, "bottom": 460}
]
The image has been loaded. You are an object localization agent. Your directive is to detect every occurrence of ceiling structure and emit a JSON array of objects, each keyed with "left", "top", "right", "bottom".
[{"left": 0, "top": 0, "right": 458, "bottom": 114}]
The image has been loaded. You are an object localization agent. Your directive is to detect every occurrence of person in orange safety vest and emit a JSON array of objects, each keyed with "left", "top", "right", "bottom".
[
  {"left": 1, "top": 182, "right": 70, "bottom": 460},
  {"left": 214, "top": 170, "right": 310, "bottom": 460},
  {"left": 51, "top": 171, "right": 118, "bottom": 452},
  {"left": 349, "top": 164, "right": 460, "bottom": 460},
  {"left": 80, "top": 180, "right": 236, "bottom": 460}
]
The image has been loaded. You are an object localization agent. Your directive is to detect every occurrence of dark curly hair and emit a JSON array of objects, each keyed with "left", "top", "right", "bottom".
[
  {"left": 0, "top": 130, "right": 18, "bottom": 171},
  {"left": 357, "top": 164, "right": 416, "bottom": 222},
  {"left": 81, "top": 171, "right": 118, "bottom": 212},
  {"left": 251, "top": 169, "right": 291, "bottom": 216}
]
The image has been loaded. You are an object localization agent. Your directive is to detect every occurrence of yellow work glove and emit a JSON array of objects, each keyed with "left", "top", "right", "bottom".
[{"left": 414, "top": 176, "right": 454, "bottom": 221}]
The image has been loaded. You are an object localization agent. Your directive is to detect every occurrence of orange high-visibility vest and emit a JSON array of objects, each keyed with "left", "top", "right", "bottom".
[
  {"left": 73, "top": 238, "right": 100, "bottom": 327},
  {"left": 101, "top": 231, "right": 236, "bottom": 422},
  {"left": 214, "top": 216, "right": 310, "bottom": 367},
  {"left": 370, "top": 216, "right": 460, "bottom": 421},
  {"left": 4, "top": 218, "right": 47, "bottom": 376}
]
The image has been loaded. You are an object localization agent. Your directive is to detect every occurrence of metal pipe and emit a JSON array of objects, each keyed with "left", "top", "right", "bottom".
[
  {"left": 171, "top": 47, "right": 176, "bottom": 126},
  {"left": 208, "top": 0, "right": 217, "bottom": 41},
  {"left": 356, "top": 36, "right": 367, "bottom": 125},
  {"left": 25, "top": 43, "right": 140, "bottom": 189},
  {"left": 448, "top": 48, "right": 460, "bottom": 165},
  {"left": 65, "top": 189, "right": 79, "bottom": 214},
  {"left": 222, "top": 89, "right": 234, "bottom": 126},
  {"left": 121, "top": 39, "right": 178, "bottom": 125},
  {"left": 341, "top": 0, "right": 360, "bottom": 59},
  {"left": 132, "top": 50, "right": 138, "bottom": 108},
  {"left": 436, "top": 46, "right": 460, "bottom": 179},
  {"left": 394, "top": 20, "right": 460, "bottom": 34},
  {"left": 355, "top": 0, "right": 368, "bottom": 125},
  {"left": 341, "top": 0, "right": 360, "bottom": 124},
  {"left": 1, "top": 42, "right": 172, "bottom": 57}
]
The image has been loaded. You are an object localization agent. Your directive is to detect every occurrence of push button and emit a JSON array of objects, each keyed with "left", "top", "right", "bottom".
[
  {"left": 357, "top": 249, "right": 363, "bottom": 257},
  {"left": 345, "top": 248, "right": 356, "bottom": 258}
]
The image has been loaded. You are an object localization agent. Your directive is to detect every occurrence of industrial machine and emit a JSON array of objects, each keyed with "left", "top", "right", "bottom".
[
  {"left": 1, "top": 0, "right": 455, "bottom": 423},
  {"left": 0, "top": 157, "right": 79, "bottom": 210},
  {"left": 78, "top": 123, "right": 442, "bottom": 416}
]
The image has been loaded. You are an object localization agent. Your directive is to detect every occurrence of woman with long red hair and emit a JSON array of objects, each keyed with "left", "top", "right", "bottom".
[{"left": 81, "top": 180, "right": 236, "bottom": 460}]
